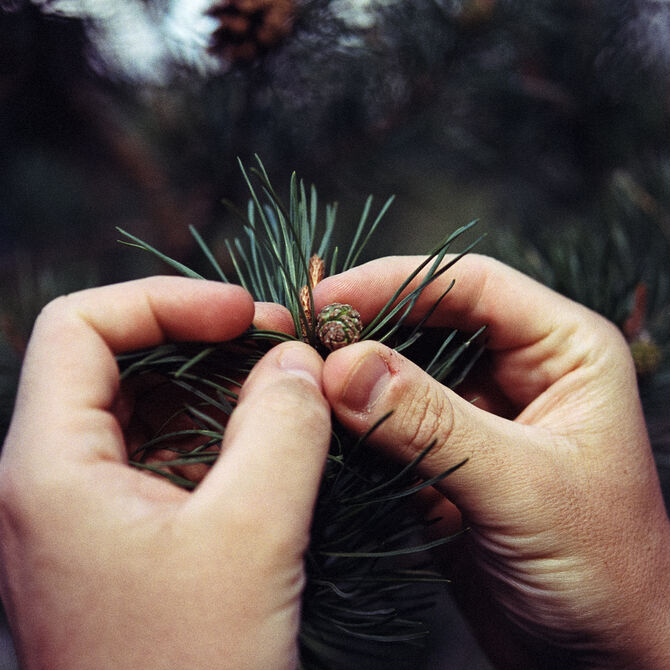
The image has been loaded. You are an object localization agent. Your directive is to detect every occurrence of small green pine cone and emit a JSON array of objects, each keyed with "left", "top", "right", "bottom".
[{"left": 317, "top": 303, "right": 363, "bottom": 351}]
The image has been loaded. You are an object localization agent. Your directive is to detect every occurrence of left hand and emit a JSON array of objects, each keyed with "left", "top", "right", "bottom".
[{"left": 0, "top": 277, "right": 330, "bottom": 670}]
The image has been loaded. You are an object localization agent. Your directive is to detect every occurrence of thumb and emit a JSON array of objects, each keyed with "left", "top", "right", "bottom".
[
  {"left": 190, "top": 342, "right": 331, "bottom": 547},
  {"left": 323, "top": 341, "right": 556, "bottom": 527}
]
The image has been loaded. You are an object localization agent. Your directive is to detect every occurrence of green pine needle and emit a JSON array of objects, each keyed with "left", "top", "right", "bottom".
[{"left": 117, "top": 157, "right": 484, "bottom": 669}]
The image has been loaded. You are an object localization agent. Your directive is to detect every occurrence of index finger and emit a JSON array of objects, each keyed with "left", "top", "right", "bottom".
[
  {"left": 314, "top": 254, "right": 571, "bottom": 350},
  {"left": 4, "top": 277, "right": 254, "bottom": 463},
  {"left": 313, "top": 254, "right": 621, "bottom": 406}
]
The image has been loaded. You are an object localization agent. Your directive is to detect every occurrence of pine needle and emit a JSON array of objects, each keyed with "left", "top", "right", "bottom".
[{"left": 118, "top": 158, "right": 484, "bottom": 669}]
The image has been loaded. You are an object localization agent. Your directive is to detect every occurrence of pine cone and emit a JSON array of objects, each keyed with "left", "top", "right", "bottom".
[
  {"left": 207, "top": 0, "right": 295, "bottom": 63},
  {"left": 317, "top": 303, "right": 363, "bottom": 351}
]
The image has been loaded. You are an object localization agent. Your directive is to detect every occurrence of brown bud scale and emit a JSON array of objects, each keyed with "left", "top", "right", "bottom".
[{"left": 299, "top": 254, "right": 326, "bottom": 338}]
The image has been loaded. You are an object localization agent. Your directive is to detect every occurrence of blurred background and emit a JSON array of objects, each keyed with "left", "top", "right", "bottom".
[{"left": 1, "top": 1, "right": 670, "bottom": 668}]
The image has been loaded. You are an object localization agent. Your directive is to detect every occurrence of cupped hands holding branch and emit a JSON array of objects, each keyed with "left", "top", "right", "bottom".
[{"left": 1, "top": 255, "right": 669, "bottom": 670}]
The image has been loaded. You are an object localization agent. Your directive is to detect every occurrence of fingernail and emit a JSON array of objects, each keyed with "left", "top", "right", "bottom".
[
  {"left": 342, "top": 352, "right": 391, "bottom": 412},
  {"left": 278, "top": 345, "right": 321, "bottom": 389}
]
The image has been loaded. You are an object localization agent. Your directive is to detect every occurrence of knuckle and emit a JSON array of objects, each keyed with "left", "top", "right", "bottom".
[
  {"left": 0, "top": 461, "right": 35, "bottom": 535},
  {"left": 36, "top": 293, "right": 75, "bottom": 321},
  {"left": 0, "top": 464, "right": 18, "bottom": 515},
  {"left": 31, "top": 294, "right": 82, "bottom": 341},
  {"left": 31, "top": 297, "right": 64, "bottom": 334},
  {"left": 394, "top": 381, "right": 454, "bottom": 457},
  {"left": 583, "top": 311, "right": 637, "bottom": 377}
]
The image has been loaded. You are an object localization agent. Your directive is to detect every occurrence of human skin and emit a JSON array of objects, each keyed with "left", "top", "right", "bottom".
[
  {"left": 0, "top": 277, "right": 329, "bottom": 670},
  {"left": 2, "top": 258, "right": 669, "bottom": 670},
  {"left": 313, "top": 254, "right": 670, "bottom": 670}
]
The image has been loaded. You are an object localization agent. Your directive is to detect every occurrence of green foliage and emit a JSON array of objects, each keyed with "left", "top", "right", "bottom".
[
  {"left": 497, "top": 168, "right": 670, "bottom": 367},
  {"left": 118, "top": 157, "right": 484, "bottom": 668}
]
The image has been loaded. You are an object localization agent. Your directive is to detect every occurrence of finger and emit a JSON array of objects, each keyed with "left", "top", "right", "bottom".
[
  {"left": 323, "top": 340, "right": 554, "bottom": 526},
  {"left": 191, "top": 342, "right": 331, "bottom": 547},
  {"left": 314, "top": 254, "right": 617, "bottom": 407},
  {"left": 253, "top": 302, "right": 295, "bottom": 334},
  {"left": 39, "top": 276, "right": 254, "bottom": 353},
  {"left": 4, "top": 278, "right": 254, "bottom": 464},
  {"left": 313, "top": 254, "right": 560, "bottom": 349}
]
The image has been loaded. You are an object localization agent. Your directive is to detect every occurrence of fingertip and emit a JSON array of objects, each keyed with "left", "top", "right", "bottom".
[
  {"left": 184, "top": 280, "right": 254, "bottom": 341},
  {"left": 253, "top": 302, "right": 295, "bottom": 334},
  {"left": 323, "top": 341, "right": 396, "bottom": 414},
  {"left": 321, "top": 340, "right": 361, "bottom": 401},
  {"left": 240, "top": 340, "right": 326, "bottom": 400},
  {"left": 276, "top": 340, "right": 325, "bottom": 390},
  {"left": 311, "top": 274, "right": 340, "bottom": 312}
]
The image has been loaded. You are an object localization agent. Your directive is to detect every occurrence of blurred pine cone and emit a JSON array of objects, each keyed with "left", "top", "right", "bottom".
[{"left": 207, "top": 0, "right": 296, "bottom": 63}]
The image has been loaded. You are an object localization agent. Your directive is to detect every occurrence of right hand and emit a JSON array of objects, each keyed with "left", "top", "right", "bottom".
[{"left": 314, "top": 254, "right": 670, "bottom": 669}]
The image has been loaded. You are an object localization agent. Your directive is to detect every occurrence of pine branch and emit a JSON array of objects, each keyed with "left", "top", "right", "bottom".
[{"left": 117, "top": 157, "right": 484, "bottom": 669}]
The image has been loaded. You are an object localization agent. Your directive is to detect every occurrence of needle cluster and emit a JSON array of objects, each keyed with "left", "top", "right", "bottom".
[{"left": 117, "top": 157, "right": 485, "bottom": 668}]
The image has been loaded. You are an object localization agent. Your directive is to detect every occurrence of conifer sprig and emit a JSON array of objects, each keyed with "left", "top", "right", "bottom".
[{"left": 117, "top": 156, "right": 484, "bottom": 668}]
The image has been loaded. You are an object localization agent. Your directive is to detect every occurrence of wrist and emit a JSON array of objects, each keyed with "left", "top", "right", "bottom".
[{"left": 600, "top": 516, "right": 670, "bottom": 670}]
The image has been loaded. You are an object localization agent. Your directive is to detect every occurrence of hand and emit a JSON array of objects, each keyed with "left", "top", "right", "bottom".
[
  {"left": 314, "top": 255, "right": 670, "bottom": 670},
  {"left": 0, "top": 277, "right": 330, "bottom": 670}
]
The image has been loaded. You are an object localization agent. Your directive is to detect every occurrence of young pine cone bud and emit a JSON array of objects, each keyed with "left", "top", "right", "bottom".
[{"left": 317, "top": 303, "right": 363, "bottom": 351}]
